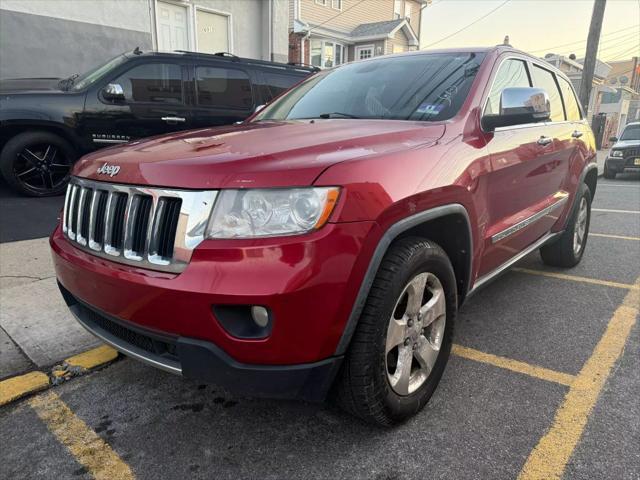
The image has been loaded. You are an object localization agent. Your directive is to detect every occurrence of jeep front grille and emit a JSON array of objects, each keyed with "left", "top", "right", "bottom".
[{"left": 62, "top": 177, "right": 217, "bottom": 273}]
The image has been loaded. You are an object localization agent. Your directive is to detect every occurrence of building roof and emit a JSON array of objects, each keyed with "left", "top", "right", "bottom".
[{"left": 350, "top": 19, "right": 405, "bottom": 38}]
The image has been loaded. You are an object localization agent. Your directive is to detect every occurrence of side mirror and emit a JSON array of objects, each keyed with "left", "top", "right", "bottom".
[
  {"left": 482, "top": 87, "right": 551, "bottom": 131},
  {"left": 102, "top": 83, "right": 125, "bottom": 101},
  {"left": 609, "top": 136, "right": 618, "bottom": 142}
]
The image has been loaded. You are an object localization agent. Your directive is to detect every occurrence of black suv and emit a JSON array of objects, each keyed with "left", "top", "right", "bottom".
[
  {"left": 0, "top": 50, "right": 316, "bottom": 196},
  {"left": 603, "top": 122, "right": 640, "bottom": 179}
]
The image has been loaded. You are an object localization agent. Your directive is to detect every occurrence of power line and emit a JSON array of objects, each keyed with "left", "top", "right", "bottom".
[
  {"left": 528, "top": 24, "right": 639, "bottom": 53},
  {"left": 607, "top": 44, "right": 640, "bottom": 61},
  {"left": 422, "top": 0, "right": 511, "bottom": 49}
]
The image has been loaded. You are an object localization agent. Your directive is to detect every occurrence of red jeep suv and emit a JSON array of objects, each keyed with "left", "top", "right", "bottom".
[{"left": 51, "top": 47, "right": 597, "bottom": 425}]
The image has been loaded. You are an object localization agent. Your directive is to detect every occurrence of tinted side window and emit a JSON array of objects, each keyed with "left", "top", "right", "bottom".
[
  {"left": 531, "top": 65, "right": 564, "bottom": 121},
  {"left": 558, "top": 76, "right": 581, "bottom": 121},
  {"left": 485, "top": 59, "right": 530, "bottom": 115},
  {"left": 113, "top": 63, "right": 183, "bottom": 104},
  {"left": 195, "top": 66, "right": 253, "bottom": 109},
  {"left": 261, "top": 71, "right": 303, "bottom": 99}
]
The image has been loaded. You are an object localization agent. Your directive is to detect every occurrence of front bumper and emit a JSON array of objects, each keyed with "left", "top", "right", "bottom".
[
  {"left": 606, "top": 156, "right": 640, "bottom": 173},
  {"left": 51, "top": 220, "right": 379, "bottom": 397},
  {"left": 59, "top": 283, "right": 341, "bottom": 401}
]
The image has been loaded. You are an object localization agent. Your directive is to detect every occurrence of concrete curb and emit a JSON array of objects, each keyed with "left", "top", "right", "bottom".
[{"left": 0, "top": 345, "right": 118, "bottom": 407}]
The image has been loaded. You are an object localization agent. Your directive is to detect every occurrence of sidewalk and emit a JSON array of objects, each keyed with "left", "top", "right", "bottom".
[{"left": 0, "top": 237, "right": 99, "bottom": 380}]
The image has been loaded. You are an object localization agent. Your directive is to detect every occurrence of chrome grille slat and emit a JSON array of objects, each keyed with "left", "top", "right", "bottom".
[{"left": 62, "top": 177, "right": 217, "bottom": 273}]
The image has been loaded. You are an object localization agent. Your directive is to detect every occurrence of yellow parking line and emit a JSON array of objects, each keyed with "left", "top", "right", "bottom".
[
  {"left": 65, "top": 345, "right": 118, "bottom": 370},
  {"left": 513, "top": 268, "right": 639, "bottom": 291},
  {"left": 0, "top": 371, "right": 49, "bottom": 406},
  {"left": 592, "top": 208, "right": 640, "bottom": 214},
  {"left": 30, "top": 391, "right": 134, "bottom": 480},
  {"left": 452, "top": 345, "right": 575, "bottom": 387},
  {"left": 518, "top": 278, "right": 639, "bottom": 480},
  {"left": 590, "top": 233, "right": 640, "bottom": 241}
]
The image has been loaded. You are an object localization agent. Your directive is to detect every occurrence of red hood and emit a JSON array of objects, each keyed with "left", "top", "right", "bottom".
[{"left": 74, "top": 120, "right": 445, "bottom": 189}]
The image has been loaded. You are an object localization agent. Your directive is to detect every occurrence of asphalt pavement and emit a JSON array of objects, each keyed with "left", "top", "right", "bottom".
[{"left": 1, "top": 172, "right": 639, "bottom": 480}]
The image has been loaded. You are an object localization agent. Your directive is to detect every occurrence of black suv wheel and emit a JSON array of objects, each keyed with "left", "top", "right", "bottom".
[{"left": 0, "top": 131, "right": 75, "bottom": 196}]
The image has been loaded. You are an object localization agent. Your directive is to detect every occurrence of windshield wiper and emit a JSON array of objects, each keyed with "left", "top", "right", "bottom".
[{"left": 318, "top": 112, "right": 361, "bottom": 119}]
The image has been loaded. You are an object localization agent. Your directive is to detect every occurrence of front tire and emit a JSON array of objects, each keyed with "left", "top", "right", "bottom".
[
  {"left": 0, "top": 131, "right": 76, "bottom": 196},
  {"left": 540, "top": 183, "right": 592, "bottom": 268},
  {"left": 603, "top": 161, "right": 616, "bottom": 179},
  {"left": 334, "top": 237, "right": 457, "bottom": 426}
]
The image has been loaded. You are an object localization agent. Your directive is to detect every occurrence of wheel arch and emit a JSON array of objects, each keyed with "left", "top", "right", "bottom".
[
  {"left": 334, "top": 204, "right": 473, "bottom": 356},
  {"left": 0, "top": 122, "right": 82, "bottom": 155}
]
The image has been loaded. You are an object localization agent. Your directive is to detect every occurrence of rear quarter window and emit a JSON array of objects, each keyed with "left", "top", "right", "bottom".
[
  {"left": 195, "top": 66, "right": 253, "bottom": 110},
  {"left": 261, "top": 71, "right": 305, "bottom": 100},
  {"left": 557, "top": 76, "right": 582, "bottom": 121}
]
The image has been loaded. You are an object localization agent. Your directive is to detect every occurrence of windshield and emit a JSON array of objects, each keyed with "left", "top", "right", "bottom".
[
  {"left": 253, "top": 52, "right": 484, "bottom": 122},
  {"left": 620, "top": 124, "right": 640, "bottom": 141},
  {"left": 69, "top": 54, "right": 128, "bottom": 91}
]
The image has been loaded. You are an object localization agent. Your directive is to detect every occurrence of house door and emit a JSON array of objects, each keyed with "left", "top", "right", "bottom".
[
  {"left": 157, "top": 2, "right": 189, "bottom": 51},
  {"left": 196, "top": 10, "right": 229, "bottom": 54}
]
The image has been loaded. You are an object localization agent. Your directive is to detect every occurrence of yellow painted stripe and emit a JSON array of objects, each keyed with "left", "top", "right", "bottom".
[
  {"left": 513, "top": 268, "right": 639, "bottom": 291},
  {"left": 592, "top": 208, "right": 640, "bottom": 214},
  {"left": 518, "top": 279, "right": 640, "bottom": 480},
  {"left": 30, "top": 391, "right": 134, "bottom": 480},
  {"left": 65, "top": 345, "right": 118, "bottom": 370},
  {"left": 590, "top": 233, "right": 640, "bottom": 241},
  {"left": 452, "top": 344, "right": 575, "bottom": 387},
  {"left": 0, "top": 371, "right": 49, "bottom": 406}
]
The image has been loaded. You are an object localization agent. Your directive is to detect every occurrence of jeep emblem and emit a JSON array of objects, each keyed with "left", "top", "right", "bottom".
[{"left": 96, "top": 163, "right": 121, "bottom": 177}]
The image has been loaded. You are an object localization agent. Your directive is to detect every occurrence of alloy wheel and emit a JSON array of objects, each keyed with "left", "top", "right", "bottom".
[
  {"left": 573, "top": 197, "right": 588, "bottom": 255},
  {"left": 385, "top": 272, "right": 446, "bottom": 396},
  {"left": 13, "top": 143, "right": 72, "bottom": 194}
]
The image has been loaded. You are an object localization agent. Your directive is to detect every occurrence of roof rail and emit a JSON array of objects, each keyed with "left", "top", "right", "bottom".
[
  {"left": 288, "top": 62, "right": 321, "bottom": 72},
  {"left": 171, "top": 50, "right": 317, "bottom": 71}
]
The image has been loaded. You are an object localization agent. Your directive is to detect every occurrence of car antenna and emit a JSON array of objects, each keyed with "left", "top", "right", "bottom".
[{"left": 133, "top": 46, "right": 142, "bottom": 55}]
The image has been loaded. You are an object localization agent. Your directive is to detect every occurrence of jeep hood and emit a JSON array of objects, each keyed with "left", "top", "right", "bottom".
[{"left": 73, "top": 120, "right": 445, "bottom": 189}]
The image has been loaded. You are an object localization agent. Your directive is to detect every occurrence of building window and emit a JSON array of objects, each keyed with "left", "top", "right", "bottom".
[
  {"left": 356, "top": 45, "right": 374, "bottom": 60},
  {"left": 394, "top": 0, "right": 402, "bottom": 19},
  {"left": 315, "top": 0, "right": 327, "bottom": 6},
  {"left": 332, "top": 0, "right": 342, "bottom": 10},
  {"left": 310, "top": 39, "right": 345, "bottom": 68}
]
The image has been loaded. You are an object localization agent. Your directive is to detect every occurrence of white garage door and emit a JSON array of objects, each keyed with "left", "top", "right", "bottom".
[{"left": 196, "top": 10, "right": 229, "bottom": 54}]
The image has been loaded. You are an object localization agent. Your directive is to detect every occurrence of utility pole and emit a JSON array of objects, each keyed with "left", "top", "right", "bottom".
[{"left": 579, "top": 0, "right": 607, "bottom": 115}]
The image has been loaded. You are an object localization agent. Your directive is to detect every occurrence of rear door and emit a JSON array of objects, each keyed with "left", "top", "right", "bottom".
[
  {"left": 189, "top": 62, "right": 256, "bottom": 128},
  {"left": 480, "top": 57, "right": 571, "bottom": 276},
  {"left": 80, "top": 60, "right": 192, "bottom": 145}
]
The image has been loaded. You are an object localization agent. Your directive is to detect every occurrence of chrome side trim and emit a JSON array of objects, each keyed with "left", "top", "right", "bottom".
[
  {"left": 69, "top": 304, "right": 182, "bottom": 375},
  {"left": 491, "top": 194, "right": 569, "bottom": 243},
  {"left": 469, "top": 231, "right": 561, "bottom": 296},
  {"left": 92, "top": 138, "right": 129, "bottom": 144}
]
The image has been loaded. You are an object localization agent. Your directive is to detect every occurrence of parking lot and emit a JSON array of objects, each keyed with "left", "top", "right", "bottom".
[{"left": 1, "top": 172, "right": 639, "bottom": 480}]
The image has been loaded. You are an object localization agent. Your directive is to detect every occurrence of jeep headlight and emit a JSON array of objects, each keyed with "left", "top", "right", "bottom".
[
  {"left": 610, "top": 150, "right": 623, "bottom": 158},
  {"left": 205, "top": 187, "right": 340, "bottom": 238}
]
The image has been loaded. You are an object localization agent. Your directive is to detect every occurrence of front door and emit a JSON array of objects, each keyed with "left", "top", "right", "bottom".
[
  {"left": 480, "top": 57, "right": 570, "bottom": 276},
  {"left": 80, "top": 61, "right": 192, "bottom": 147},
  {"left": 157, "top": 1, "right": 190, "bottom": 51}
]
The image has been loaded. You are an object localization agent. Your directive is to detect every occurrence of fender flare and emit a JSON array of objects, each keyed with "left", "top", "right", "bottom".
[
  {"left": 334, "top": 203, "right": 472, "bottom": 356},
  {"left": 565, "top": 161, "right": 598, "bottom": 229}
]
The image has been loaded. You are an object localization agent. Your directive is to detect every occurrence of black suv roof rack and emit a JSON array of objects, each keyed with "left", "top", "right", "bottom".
[
  {"left": 171, "top": 50, "right": 317, "bottom": 72},
  {"left": 288, "top": 62, "right": 321, "bottom": 72}
]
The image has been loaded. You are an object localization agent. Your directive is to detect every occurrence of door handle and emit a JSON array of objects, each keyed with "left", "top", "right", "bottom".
[
  {"left": 537, "top": 136, "right": 553, "bottom": 146},
  {"left": 161, "top": 116, "right": 186, "bottom": 124},
  {"left": 571, "top": 130, "right": 583, "bottom": 138}
]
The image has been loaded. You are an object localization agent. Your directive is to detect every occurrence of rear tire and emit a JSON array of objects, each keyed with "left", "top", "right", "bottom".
[
  {"left": 334, "top": 237, "right": 457, "bottom": 426},
  {"left": 540, "top": 183, "right": 591, "bottom": 268},
  {"left": 603, "top": 162, "right": 616, "bottom": 179},
  {"left": 0, "top": 131, "right": 76, "bottom": 197}
]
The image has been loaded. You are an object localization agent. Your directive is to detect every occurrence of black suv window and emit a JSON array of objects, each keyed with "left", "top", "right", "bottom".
[
  {"left": 195, "top": 66, "right": 253, "bottom": 110},
  {"left": 485, "top": 59, "right": 531, "bottom": 115},
  {"left": 261, "top": 70, "right": 303, "bottom": 99},
  {"left": 112, "top": 63, "right": 183, "bottom": 104},
  {"left": 531, "top": 65, "right": 564, "bottom": 122}
]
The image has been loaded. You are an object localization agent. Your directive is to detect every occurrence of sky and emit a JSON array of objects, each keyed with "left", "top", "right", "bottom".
[{"left": 419, "top": 0, "right": 640, "bottom": 62}]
